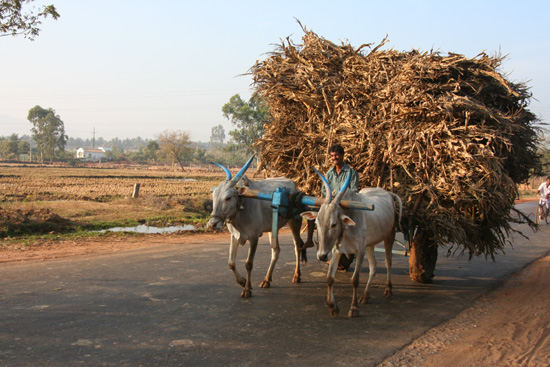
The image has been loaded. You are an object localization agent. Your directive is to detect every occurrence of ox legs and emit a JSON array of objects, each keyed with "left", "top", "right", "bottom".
[
  {"left": 358, "top": 237, "right": 394, "bottom": 304},
  {"left": 260, "top": 232, "right": 280, "bottom": 288},
  {"left": 326, "top": 250, "right": 342, "bottom": 317},
  {"left": 289, "top": 218, "right": 304, "bottom": 283},
  {"left": 359, "top": 246, "right": 376, "bottom": 304},
  {"left": 383, "top": 231, "right": 395, "bottom": 298},
  {"left": 228, "top": 235, "right": 246, "bottom": 288},
  {"left": 241, "top": 238, "right": 259, "bottom": 297},
  {"left": 348, "top": 251, "right": 365, "bottom": 317},
  {"left": 259, "top": 217, "right": 304, "bottom": 287},
  {"left": 228, "top": 235, "right": 258, "bottom": 298}
]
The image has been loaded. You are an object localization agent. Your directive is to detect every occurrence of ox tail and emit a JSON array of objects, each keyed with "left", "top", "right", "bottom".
[{"left": 390, "top": 192, "right": 404, "bottom": 233}]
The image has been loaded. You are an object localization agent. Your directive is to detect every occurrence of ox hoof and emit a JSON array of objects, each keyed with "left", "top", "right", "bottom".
[
  {"left": 237, "top": 278, "right": 247, "bottom": 287},
  {"left": 384, "top": 289, "right": 393, "bottom": 298},
  {"left": 359, "top": 294, "right": 369, "bottom": 304},
  {"left": 348, "top": 309, "right": 359, "bottom": 318},
  {"left": 328, "top": 305, "right": 340, "bottom": 318},
  {"left": 240, "top": 289, "right": 252, "bottom": 298},
  {"left": 259, "top": 280, "right": 271, "bottom": 288},
  {"left": 292, "top": 274, "right": 301, "bottom": 283}
]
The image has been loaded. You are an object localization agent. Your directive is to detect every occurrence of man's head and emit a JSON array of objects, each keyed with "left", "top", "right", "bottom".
[
  {"left": 329, "top": 144, "right": 345, "bottom": 168},
  {"left": 547, "top": 176, "right": 550, "bottom": 184}
]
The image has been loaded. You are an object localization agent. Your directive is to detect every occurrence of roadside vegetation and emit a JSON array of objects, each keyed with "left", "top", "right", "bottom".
[{"left": 0, "top": 163, "right": 225, "bottom": 245}]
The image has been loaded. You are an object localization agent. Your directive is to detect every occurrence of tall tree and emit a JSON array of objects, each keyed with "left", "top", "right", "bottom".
[
  {"left": 0, "top": 0, "right": 59, "bottom": 40},
  {"left": 157, "top": 130, "right": 192, "bottom": 171},
  {"left": 27, "top": 105, "right": 67, "bottom": 163},
  {"left": 222, "top": 94, "right": 269, "bottom": 154},
  {"left": 209, "top": 124, "right": 225, "bottom": 147}
]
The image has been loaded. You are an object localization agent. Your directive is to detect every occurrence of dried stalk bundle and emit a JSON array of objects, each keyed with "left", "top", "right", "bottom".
[{"left": 251, "top": 28, "right": 539, "bottom": 258}]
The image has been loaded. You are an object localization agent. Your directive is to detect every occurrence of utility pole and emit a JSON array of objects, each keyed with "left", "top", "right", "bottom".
[{"left": 92, "top": 127, "right": 96, "bottom": 149}]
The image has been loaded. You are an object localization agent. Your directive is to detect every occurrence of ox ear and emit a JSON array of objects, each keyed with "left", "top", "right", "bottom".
[
  {"left": 300, "top": 211, "right": 318, "bottom": 221},
  {"left": 340, "top": 215, "right": 356, "bottom": 227}
]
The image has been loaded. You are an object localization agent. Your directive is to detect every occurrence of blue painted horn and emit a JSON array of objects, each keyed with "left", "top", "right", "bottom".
[
  {"left": 231, "top": 155, "right": 255, "bottom": 184},
  {"left": 312, "top": 167, "right": 332, "bottom": 204},
  {"left": 210, "top": 155, "right": 255, "bottom": 183},
  {"left": 210, "top": 162, "right": 232, "bottom": 180}
]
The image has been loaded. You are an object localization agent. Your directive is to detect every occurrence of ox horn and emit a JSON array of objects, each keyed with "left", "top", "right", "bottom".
[
  {"left": 210, "top": 162, "right": 232, "bottom": 180},
  {"left": 312, "top": 166, "right": 333, "bottom": 204},
  {"left": 231, "top": 155, "right": 255, "bottom": 184},
  {"left": 333, "top": 171, "right": 351, "bottom": 206}
]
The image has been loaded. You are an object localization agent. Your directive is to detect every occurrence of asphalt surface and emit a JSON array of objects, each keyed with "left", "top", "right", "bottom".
[{"left": 1, "top": 201, "right": 548, "bottom": 367}]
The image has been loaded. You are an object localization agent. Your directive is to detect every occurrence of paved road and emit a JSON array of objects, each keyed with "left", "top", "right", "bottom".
[{"left": 1, "top": 201, "right": 548, "bottom": 367}]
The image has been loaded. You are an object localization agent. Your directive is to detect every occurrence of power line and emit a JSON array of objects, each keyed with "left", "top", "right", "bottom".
[{"left": 0, "top": 88, "right": 252, "bottom": 101}]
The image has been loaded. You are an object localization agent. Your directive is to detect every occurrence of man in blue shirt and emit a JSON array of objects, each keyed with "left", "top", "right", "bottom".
[
  {"left": 322, "top": 145, "right": 359, "bottom": 196},
  {"left": 303, "top": 144, "right": 359, "bottom": 254}
]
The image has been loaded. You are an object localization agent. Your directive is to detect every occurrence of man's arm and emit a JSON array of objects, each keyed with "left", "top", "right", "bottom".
[{"left": 349, "top": 169, "right": 359, "bottom": 192}]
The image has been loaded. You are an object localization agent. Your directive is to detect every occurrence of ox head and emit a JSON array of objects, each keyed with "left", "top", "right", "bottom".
[
  {"left": 207, "top": 156, "right": 255, "bottom": 230},
  {"left": 300, "top": 167, "right": 355, "bottom": 261}
]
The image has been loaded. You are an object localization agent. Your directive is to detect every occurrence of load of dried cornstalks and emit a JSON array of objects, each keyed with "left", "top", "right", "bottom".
[{"left": 250, "top": 27, "right": 540, "bottom": 260}]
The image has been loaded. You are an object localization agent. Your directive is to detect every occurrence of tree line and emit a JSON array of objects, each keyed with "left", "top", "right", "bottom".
[
  {"left": 2, "top": 93, "right": 550, "bottom": 173},
  {"left": 0, "top": 93, "right": 266, "bottom": 167}
]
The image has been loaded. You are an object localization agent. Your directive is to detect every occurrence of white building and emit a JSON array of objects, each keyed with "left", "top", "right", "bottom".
[{"left": 76, "top": 147, "right": 107, "bottom": 162}]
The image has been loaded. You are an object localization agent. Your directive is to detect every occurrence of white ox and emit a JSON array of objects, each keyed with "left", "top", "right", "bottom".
[
  {"left": 207, "top": 156, "right": 305, "bottom": 298},
  {"left": 301, "top": 168, "right": 402, "bottom": 317}
]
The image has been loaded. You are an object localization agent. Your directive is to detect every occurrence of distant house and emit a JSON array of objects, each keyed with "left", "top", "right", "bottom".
[{"left": 76, "top": 147, "right": 108, "bottom": 162}]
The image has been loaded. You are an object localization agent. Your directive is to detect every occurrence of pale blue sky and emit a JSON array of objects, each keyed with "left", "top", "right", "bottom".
[{"left": 1, "top": 0, "right": 548, "bottom": 142}]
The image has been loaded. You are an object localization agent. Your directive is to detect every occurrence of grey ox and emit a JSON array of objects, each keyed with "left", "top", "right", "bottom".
[
  {"left": 207, "top": 156, "right": 305, "bottom": 297},
  {"left": 301, "top": 168, "right": 402, "bottom": 317}
]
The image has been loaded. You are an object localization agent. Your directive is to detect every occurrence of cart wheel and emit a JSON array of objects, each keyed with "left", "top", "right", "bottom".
[
  {"left": 546, "top": 206, "right": 550, "bottom": 224},
  {"left": 338, "top": 254, "right": 355, "bottom": 271}
]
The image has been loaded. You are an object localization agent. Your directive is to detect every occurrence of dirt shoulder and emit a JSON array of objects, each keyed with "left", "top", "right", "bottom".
[
  {"left": 378, "top": 253, "right": 550, "bottom": 367},
  {"left": 0, "top": 231, "right": 229, "bottom": 263}
]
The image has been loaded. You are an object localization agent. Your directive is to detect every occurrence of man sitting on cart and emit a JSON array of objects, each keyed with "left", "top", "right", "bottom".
[{"left": 303, "top": 143, "right": 359, "bottom": 270}]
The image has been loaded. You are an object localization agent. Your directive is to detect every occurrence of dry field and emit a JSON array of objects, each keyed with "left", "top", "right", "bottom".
[
  {"left": 0, "top": 162, "right": 224, "bottom": 201},
  {"left": 0, "top": 162, "right": 228, "bottom": 239}
]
